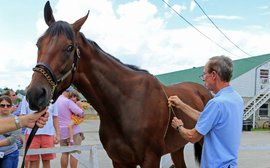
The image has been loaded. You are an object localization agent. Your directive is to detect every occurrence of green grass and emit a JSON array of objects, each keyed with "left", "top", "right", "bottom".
[{"left": 250, "top": 128, "right": 270, "bottom": 131}]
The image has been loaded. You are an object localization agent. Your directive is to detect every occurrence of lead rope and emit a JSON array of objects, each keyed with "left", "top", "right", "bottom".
[
  {"left": 161, "top": 86, "right": 177, "bottom": 139},
  {"left": 21, "top": 123, "right": 39, "bottom": 168}
]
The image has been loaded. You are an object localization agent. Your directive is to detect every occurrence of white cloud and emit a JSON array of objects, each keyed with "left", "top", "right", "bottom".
[
  {"left": 171, "top": 4, "right": 187, "bottom": 14},
  {"left": 194, "top": 15, "right": 243, "bottom": 22},
  {"left": 258, "top": 5, "right": 270, "bottom": 15},
  {"left": 0, "top": 41, "right": 36, "bottom": 90},
  {"left": 190, "top": 0, "right": 196, "bottom": 12},
  {"left": 1, "top": 0, "right": 270, "bottom": 90},
  {"left": 258, "top": 6, "right": 269, "bottom": 10}
]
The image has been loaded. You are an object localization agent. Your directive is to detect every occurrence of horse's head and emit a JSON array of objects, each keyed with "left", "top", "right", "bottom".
[{"left": 26, "top": 1, "right": 89, "bottom": 111}]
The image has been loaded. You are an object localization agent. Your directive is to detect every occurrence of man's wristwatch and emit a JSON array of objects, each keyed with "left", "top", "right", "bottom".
[
  {"left": 176, "top": 125, "right": 183, "bottom": 131},
  {"left": 14, "top": 116, "right": 21, "bottom": 129}
]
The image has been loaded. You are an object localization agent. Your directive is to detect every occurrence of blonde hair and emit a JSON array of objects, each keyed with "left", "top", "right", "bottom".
[{"left": 68, "top": 90, "right": 81, "bottom": 101}]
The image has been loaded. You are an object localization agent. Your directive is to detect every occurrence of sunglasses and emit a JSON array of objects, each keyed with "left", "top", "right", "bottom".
[{"left": 0, "top": 104, "right": 12, "bottom": 108}]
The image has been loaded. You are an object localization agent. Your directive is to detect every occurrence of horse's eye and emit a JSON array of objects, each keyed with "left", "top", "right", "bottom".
[{"left": 67, "top": 45, "right": 74, "bottom": 52}]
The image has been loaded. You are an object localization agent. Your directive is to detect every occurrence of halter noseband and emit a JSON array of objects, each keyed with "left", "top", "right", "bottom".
[{"left": 33, "top": 47, "right": 80, "bottom": 102}]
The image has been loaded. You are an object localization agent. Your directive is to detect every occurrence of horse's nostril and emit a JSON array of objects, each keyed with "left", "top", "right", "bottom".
[
  {"left": 26, "top": 86, "right": 49, "bottom": 111},
  {"left": 38, "top": 88, "right": 46, "bottom": 101}
]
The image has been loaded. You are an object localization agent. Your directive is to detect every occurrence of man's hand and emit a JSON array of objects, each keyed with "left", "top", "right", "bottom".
[
  {"left": 20, "top": 108, "right": 49, "bottom": 128},
  {"left": 171, "top": 117, "right": 184, "bottom": 130},
  {"left": 168, "top": 95, "right": 184, "bottom": 109}
]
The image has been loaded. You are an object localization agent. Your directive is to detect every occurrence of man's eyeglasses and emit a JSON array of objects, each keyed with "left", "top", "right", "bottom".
[
  {"left": 0, "top": 104, "right": 12, "bottom": 108},
  {"left": 199, "top": 70, "right": 217, "bottom": 81},
  {"left": 199, "top": 73, "right": 206, "bottom": 81}
]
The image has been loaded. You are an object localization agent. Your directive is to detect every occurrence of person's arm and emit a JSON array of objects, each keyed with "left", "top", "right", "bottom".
[
  {"left": 69, "top": 101, "right": 84, "bottom": 117},
  {"left": 0, "top": 109, "right": 49, "bottom": 134},
  {"left": 171, "top": 117, "right": 203, "bottom": 144},
  {"left": 177, "top": 127, "right": 202, "bottom": 144},
  {"left": 5, "top": 129, "right": 20, "bottom": 145},
  {"left": 0, "top": 117, "right": 23, "bottom": 134},
  {"left": 0, "top": 138, "right": 10, "bottom": 146},
  {"left": 0, "top": 128, "right": 20, "bottom": 146},
  {"left": 49, "top": 103, "right": 60, "bottom": 144},
  {"left": 76, "top": 101, "right": 85, "bottom": 111},
  {"left": 168, "top": 95, "right": 201, "bottom": 121},
  {"left": 53, "top": 116, "right": 60, "bottom": 144}
]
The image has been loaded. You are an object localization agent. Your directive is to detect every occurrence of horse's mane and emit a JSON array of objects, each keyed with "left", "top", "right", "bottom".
[
  {"left": 40, "top": 20, "right": 149, "bottom": 73},
  {"left": 79, "top": 33, "right": 149, "bottom": 73},
  {"left": 41, "top": 21, "right": 75, "bottom": 41}
]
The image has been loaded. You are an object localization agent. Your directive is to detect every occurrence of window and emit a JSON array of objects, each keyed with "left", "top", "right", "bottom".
[
  {"left": 260, "top": 69, "right": 269, "bottom": 79},
  {"left": 259, "top": 104, "right": 268, "bottom": 117}
]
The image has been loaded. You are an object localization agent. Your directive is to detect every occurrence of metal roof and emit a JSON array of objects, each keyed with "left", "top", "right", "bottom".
[{"left": 156, "top": 54, "right": 270, "bottom": 85}]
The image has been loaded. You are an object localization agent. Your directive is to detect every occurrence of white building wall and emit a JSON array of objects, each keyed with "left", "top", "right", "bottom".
[
  {"left": 255, "top": 61, "right": 270, "bottom": 94},
  {"left": 231, "top": 69, "right": 256, "bottom": 97},
  {"left": 231, "top": 60, "right": 270, "bottom": 98}
]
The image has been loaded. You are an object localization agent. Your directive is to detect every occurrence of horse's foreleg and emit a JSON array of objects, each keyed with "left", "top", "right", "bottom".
[
  {"left": 170, "top": 147, "right": 186, "bottom": 168},
  {"left": 112, "top": 161, "right": 136, "bottom": 168},
  {"left": 141, "top": 153, "right": 161, "bottom": 168}
]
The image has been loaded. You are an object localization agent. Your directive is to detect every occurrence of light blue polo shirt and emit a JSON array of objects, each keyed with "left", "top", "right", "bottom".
[{"left": 195, "top": 86, "right": 244, "bottom": 168}]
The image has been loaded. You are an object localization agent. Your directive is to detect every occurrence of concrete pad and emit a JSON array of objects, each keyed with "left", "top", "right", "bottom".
[{"left": 19, "top": 119, "right": 270, "bottom": 168}]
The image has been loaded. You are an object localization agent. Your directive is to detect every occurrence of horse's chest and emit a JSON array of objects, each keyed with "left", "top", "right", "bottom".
[
  {"left": 99, "top": 124, "right": 141, "bottom": 162},
  {"left": 101, "top": 132, "right": 139, "bottom": 163}
]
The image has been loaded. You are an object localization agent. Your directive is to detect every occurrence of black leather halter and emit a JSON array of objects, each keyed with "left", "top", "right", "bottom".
[{"left": 33, "top": 47, "right": 80, "bottom": 102}]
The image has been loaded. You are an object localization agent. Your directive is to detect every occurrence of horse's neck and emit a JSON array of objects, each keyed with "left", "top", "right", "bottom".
[{"left": 74, "top": 44, "right": 136, "bottom": 115}]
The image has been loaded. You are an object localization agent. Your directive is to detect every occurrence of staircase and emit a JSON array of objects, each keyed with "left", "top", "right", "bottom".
[{"left": 243, "top": 85, "right": 270, "bottom": 120}]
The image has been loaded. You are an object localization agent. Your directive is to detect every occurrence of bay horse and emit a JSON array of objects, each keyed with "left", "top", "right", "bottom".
[{"left": 26, "top": 1, "right": 212, "bottom": 167}]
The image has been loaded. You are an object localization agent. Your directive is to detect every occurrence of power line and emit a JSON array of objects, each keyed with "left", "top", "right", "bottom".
[
  {"left": 192, "top": 0, "right": 252, "bottom": 57},
  {"left": 161, "top": 0, "right": 237, "bottom": 57}
]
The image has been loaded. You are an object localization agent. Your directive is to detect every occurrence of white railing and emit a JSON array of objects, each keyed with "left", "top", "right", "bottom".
[
  {"left": 244, "top": 85, "right": 270, "bottom": 110},
  {"left": 243, "top": 85, "right": 270, "bottom": 120},
  {"left": 19, "top": 145, "right": 101, "bottom": 168},
  {"left": 19, "top": 144, "right": 172, "bottom": 168}
]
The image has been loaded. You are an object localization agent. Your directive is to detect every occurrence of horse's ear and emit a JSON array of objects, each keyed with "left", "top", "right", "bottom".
[
  {"left": 72, "top": 11, "right": 90, "bottom": 32},
  {"left": 44, "top": 1, "right": 55, "bottom": 26}
]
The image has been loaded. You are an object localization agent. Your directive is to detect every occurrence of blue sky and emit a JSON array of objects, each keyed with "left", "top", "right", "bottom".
[{"left": 0, "top": 0, "right": 269, "bottom": 90}]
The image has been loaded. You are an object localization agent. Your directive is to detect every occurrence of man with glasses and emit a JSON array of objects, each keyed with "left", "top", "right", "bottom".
[{"left": 168, "top": 56, "right": 244, "bottom": 168}]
